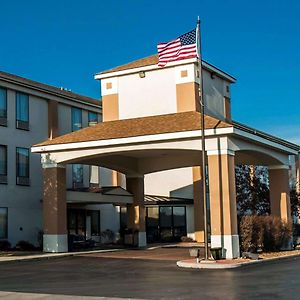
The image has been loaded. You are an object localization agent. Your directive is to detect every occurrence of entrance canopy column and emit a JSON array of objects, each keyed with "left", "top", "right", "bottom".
[
  {"left": 269, "top": 165, "right": 292, "bottom": 223},
  {"left": 42, "top": 163, "right": 68, "bottom": 252},
  {"left": 193, "top": 166, "right": 204, "bottom": 243},
  {"left": 207, "top": 150, "right": 239, "bottom": 259},
  {"left": 126, "top": 175, "right": 146, "bottom": 247}
]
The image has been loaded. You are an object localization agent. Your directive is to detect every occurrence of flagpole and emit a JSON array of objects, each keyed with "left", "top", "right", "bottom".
[{"left": 197, "top": 16, "right": 209, "bottom": 261}]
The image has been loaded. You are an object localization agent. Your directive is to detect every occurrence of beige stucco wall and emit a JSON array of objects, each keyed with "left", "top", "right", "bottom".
[
  {"left": 101, "top": 63, "right": 232, "bottom": 121},
  {"left": 0, "top": 79, "right": 102, "bottom": 246},
  {"left": 144, "top": 167, "right": 193, "bottom": 198},
  {"left": 118, "top": 67, "right": 177, "bottom": 119},
  {"left": 0, "top": 91, "right": 48, "bottom": 245}
]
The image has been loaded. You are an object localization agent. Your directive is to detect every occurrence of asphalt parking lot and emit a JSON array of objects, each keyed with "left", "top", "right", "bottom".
[{"left": 0, "top": 248, "right": 299, "bottom": 299}]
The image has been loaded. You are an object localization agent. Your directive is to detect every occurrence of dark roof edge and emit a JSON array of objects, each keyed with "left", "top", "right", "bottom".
[
  {"left": 233, "top": 120, "right": 300, "bottom": 152},
  {"left": 0, "top": 70, "right": 101, "bottom": 109}
]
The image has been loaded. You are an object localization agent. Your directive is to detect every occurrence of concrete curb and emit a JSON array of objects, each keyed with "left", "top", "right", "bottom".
[
  {"left": 0, "top": 248, "right": 124, "bottom": 264},
  {"left": 177, "top": 252, "right": 300, "bottom": 269}
]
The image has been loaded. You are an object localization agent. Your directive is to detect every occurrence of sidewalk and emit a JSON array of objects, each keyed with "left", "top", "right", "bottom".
[
  {"left": 0, "top": 248, "right": 123, "bottom": 263},
  {"left": 177, "top": 250, "right": 300, "bottom": 269}
]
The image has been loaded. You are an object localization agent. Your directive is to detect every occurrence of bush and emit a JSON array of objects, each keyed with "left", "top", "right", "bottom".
[
  {"left": 180, "top": 236, "right": 195, "bottom": 242},
  {"left": 239, "top": 215, "right": 292, "bottom": 252},
  {"left": 15, "top": 240, "right": 36, "bottom": 251},
  {"left": 100, "top": 229, "right": 115, "bottom": 244},
  {"left": 0, "top": 240, "right": 11, "bottom": 251}
]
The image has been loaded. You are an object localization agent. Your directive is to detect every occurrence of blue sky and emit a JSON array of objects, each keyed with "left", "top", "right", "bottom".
[{"left": 0, "top": 0, "right": 299, "bottom": 144}]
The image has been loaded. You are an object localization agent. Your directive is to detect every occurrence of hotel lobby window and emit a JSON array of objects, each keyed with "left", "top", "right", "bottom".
[
  {"left": 16, "top": 147, "right": 30, "bottom": 185},
  {"left": 71, "top": 107, "right": 82, "bottom": 131},
  {"left": 0, "top": 88, "right": 7, "bottom": 126},
  {"left": 146, "top": 206, "right": 187, "bottom": 242},
  {"left": 0, "top": 145, "right": 7, "bottom": 184},
  {"left": 16, "top": 92, "right": 29, "bottom": 130},
  {"left": 0, "top": 208, "right": 8, "bottom": 239}
]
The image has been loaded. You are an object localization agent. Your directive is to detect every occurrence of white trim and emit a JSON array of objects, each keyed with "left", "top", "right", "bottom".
[
  {"left": 137, "top": 232, "right": 147, "bottom": 247},
  {"left": 268, "top": 165, "right": 290, "bottom": 170},
  {"left": 211, "top": 234, "right": 240, "bottom": 259},
  {"left": 95, "top": 58, "right": 236, "bottom": 83},
  {"left": 43, "top": 234, "right": 68, "bottom": 253},
  {"left": 207, "top": 149, "right": 235, "bottom": 156},
  {"left": 233, "top": 128, "right": 299, "bottom": 155},
  {"left": 32, "top": 127, "right": 235, "bottom": 153}
]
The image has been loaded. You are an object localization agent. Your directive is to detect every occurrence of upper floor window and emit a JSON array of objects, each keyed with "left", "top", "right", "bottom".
[
  {"left": 0, "top": 207, "right": 8, "bottom": 239},
  {"left": 71, "top": 107, "right": 82, "bottom": 132},
  {"left": 16, "top": 92, "right": 29, "bottom": 130},
  {"left": 16, "top": 147, "right": 30, "bottom": 186},
  {"left": 72, "top": 164, "right": 83, "bottom": 188},
  {"left": 88, "top": 111, "right": 98, "bottom": 127},
  {"left": 0, "top": 88, "right": 7, "bottom": 126},
  {"left": 0, "top": 145, "right": 7, "bottom": 184}
]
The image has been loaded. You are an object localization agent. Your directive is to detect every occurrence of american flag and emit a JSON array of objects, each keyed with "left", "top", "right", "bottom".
[{"left": 157, "top": 29, "right": 198, "bottom": 67}]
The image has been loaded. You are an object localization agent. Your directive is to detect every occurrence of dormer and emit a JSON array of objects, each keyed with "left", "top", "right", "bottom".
[{"left": 95, "top": 55, "right": 236, "bottom": 122}]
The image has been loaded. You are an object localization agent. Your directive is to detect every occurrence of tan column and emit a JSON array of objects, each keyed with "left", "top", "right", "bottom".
[
  {"left": 207, "top": 153, "right": 239, "bottom": 259},
  {"left": 112, "top": 170, "right": 123, "bottom": 187},
  {"left": 43, "top": 165, "right": 68, "bottom": 252},
  {"left": 269, "top": 166, "right": 292, "bottom": 223},
  {"left": 126, "top": 176, "right": 146, "bottom": 247},
  {"left": 193, "top": 166, "right": 204, "bottom": 242}
]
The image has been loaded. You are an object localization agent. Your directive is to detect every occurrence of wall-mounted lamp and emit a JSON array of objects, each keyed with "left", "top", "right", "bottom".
[
  {"left": 139, "top": 71, "right": 146, "bottom": 78},
  {"left": 211, "top": 72, "right": 216, "bottom": 79}
]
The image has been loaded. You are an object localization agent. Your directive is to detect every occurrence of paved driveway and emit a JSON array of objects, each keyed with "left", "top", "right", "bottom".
[{"left": 0, "top": 248, "right": 299, "bottom": 299}]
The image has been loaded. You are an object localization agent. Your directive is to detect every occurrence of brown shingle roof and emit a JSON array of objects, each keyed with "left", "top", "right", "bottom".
[
  {"left": 96, "top": 55, "right": 236, "bottom": 83},
  {"left": 0, "top": 71, "right": 101, "bottom": 107},
  {"left": 98, "top": 55, "right": 159, "bottom": 75},
  {"left": 34, "top": 111, "right": 231, "bottom": 147}
]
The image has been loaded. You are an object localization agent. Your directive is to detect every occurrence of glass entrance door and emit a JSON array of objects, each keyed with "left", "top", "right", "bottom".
[{"left": 146, "top": 206, "right": 187, "bottom": 243}]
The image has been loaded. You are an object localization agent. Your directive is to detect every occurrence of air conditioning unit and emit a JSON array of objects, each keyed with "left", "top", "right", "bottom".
[
  {"left": 16, "top": 120, "right": 29, "bottom": 130},
  {"left": 0, "top": 175, "right": 7, "bottom": 184},
  {"left": 16, "top": 177, "right": 30, "bottom": 186},
  {"left": 0, "top": 117, "right": 7, "bottom": 127}
]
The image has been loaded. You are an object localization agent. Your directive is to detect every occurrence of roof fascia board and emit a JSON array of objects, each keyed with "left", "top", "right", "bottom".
[
  {"left": 233, "top": 127, "right": 299, "bottom": 154},
  {"left": 31, "top": 127, "right": 234, "bottom": 153},
  {"left": 233, "top": 121, "right": 300, "bottom": 152},
  {"left": 0, "top": 76, "right": 101, "bottom": 110}
]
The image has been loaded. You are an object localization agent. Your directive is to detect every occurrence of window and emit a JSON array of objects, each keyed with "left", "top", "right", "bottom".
[
  {"left": 146, "top": 206, "right": 187, "bottom": 243},
  {"left": 16, "top": 92, "right": 29, "bottom": 130},
  {"left": 88, "top": 111, "right": 98, "bottom": 127},
  {"left": 0, "top": 145, "right": 7, "bottom": 184},
  {"left": 71, "top": 107, "right": 82, "bottom": 131},
  {"left": 0, "top": 208, "right": 8, "bottom": 239},
  {"left": 0, "top": 88, "right": 7, "bottom": 126},
  {"left": 67, "top": 209, "right": 86, "bottom": 236},
  {"left": 90, "top": 210, "right": 100, "bottom": 236},
  {"left": 72, "top": 164, "right": 83, "bottom": 187},
  {"left": 16, "top": 147, "right": 30, "bottom": 185}
]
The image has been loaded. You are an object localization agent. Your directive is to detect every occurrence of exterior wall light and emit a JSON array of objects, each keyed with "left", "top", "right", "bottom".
[{"left": 139, "top": 71, "right": 145, "bottom": 78}]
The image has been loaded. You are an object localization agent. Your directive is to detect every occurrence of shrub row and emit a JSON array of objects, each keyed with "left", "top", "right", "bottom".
[
  {"left": 239, "top": 215, "right": 292, "bottom": 252},
  {"left": 0, "top": 240, "right": 37, "bottom": 251}
]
